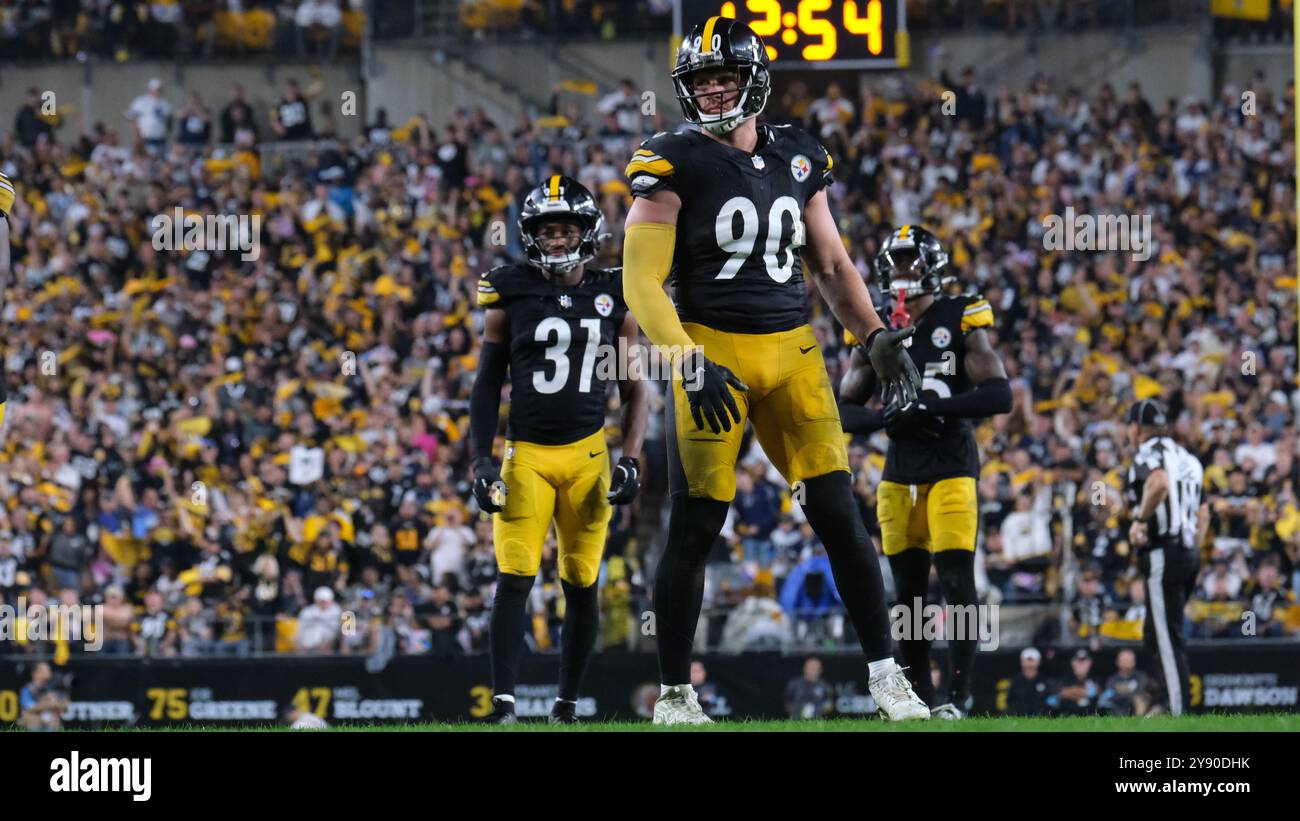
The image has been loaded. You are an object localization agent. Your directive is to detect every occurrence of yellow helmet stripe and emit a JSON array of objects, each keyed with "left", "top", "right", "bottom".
[
  {"left": 702, "top": 16, "right": 720, "bottom": 54},
  {"left": 898, "top": 224, "right": 912, "bottom": 240},
  {"left": 548, "top": 175, "right": 561, "bottom": 201}
]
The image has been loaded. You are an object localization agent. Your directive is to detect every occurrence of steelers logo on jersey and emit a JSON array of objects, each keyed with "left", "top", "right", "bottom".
[
  {"left": 595, "top": 293, "right": 614, "bottom": 317},
  {"left": 931, "top": 327, "right": 952, "bottom": 349},
  {"left": 790, "top": 154, "right": 812, "bottom": 182}
]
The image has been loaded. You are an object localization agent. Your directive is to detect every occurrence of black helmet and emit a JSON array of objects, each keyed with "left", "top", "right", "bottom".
[
  {"left": 875, "top": 225, "right": 950, "bottom": 299},
  {"left": 519, "top": 175, "right": 605, "bottom": 276},
  {"left": 672, "top": 17, "right": 771, "bottom": 136},
  {"left": 1126, "top": 398, "right": 1168, "bottom": 427}
]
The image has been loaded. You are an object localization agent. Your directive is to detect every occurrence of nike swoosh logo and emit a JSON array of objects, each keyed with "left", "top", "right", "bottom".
[
  {"left": 799, "top": 345, "right": 817, "bottom": 354},
  {"left": 588, "top": 451, "right": 601, "bottom": 458}
]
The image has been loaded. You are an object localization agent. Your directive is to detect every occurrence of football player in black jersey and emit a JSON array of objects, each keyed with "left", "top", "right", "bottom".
[
  {"left": 621, "top": 17, "right": 927, "bottom": 724},
  {"left": 839, "top": 225, "right": 1013, "bottom": 719},
  {"left": 0, "top": 171, "right": 13, "bottom": 436},
  {"left": 470, "top": 175, "right": 648, "bottom": 724}
]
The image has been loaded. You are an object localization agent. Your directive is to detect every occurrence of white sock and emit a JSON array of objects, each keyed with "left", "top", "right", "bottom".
[
  {"left": 494, "top": 694, "right": 515, "bottom": 704},
  {"left": 554, "top": 698, "right": 576, "bottom": 706},
  {"left": 867, "top": 658, "right": 896, "bottom": 678}
]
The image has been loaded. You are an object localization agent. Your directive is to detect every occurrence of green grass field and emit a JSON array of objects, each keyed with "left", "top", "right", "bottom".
[{"left": 148, "top": 713, "right": 1300, "bottom": 731}]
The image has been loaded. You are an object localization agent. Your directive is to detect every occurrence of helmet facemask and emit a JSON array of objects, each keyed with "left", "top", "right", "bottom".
[
  {"left": 527, "top": 218, "right": 588, "bottom": 276},
  {"left": 878, "top": 248, "right": 929, "bottom": 300},
  {"left": 673, "top": 61, "right": 770, "bottom": 136}
]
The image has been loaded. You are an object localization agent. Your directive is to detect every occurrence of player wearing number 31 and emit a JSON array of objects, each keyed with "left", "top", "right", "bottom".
[
  {"left": 621, "top": 17, "right": 928, "bottom": 724},
  {"left": 470, "top": 175, "right": 648, "bottom": 725}
]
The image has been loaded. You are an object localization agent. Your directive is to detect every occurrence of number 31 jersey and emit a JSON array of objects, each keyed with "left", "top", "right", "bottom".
[
  {"left": 625, "top": 123, "right": 834, "bottom": 334},
  {"left": 477, "top": 264, "right": 629, "bottom": 446}
]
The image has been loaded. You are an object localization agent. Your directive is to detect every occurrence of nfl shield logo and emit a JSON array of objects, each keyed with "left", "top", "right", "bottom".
[
  {"left": 751, "top": 155, "right": 766, "bottom": 170},
  {"left": 558, "top": 294, "right": 572, "bottom": 309}
]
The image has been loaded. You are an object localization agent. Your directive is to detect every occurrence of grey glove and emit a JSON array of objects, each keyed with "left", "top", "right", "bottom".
[{"left": 863, "top": 326, "right": 921, "bottom": 407}]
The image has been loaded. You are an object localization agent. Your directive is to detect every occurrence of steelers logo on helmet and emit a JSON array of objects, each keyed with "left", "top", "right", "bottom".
[
  {"left": 931, "top": 327, "right": 952, "bottom": 349},
  {"left": 672, "top": 17, "right": 772, "bottom": 136},
  {"left": 594, "top": 293, "right": 614, "bottom": 317},
  {"left": 519, "top": 175, "right": 605, "bottom": 277},
  {"left": 790, "top": 154, "right": 812, "bottom": 182}
]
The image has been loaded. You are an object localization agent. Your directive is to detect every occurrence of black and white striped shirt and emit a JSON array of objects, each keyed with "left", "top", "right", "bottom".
[{"left": 1125, "top": 436, "right": 1204, "bottom": 550}]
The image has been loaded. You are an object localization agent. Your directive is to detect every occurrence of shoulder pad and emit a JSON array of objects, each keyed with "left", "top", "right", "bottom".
[
  {"left": 476, "top": 264, "right": 532, "bottom": 308},
  {"left": 625, "top": 130, "right": 696, "bottom": 192},
  {"left": 959, "top": 295, "right": 994, "bottom": 333}
]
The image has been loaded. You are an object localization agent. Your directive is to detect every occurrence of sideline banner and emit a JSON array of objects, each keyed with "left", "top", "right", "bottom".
[{"left": 0, "top": 643, "right": 1295, "bottom": 726}]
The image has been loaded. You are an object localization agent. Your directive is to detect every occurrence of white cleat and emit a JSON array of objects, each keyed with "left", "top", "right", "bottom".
[
  {"left": 930, "top": 703, "right": 965, "bottom": 720},
  {"left": 653, "top": 684, "right": 713, "bottom": 726},
  {"left": 869, "top": 663, "right": 931, "bottom": 722}
]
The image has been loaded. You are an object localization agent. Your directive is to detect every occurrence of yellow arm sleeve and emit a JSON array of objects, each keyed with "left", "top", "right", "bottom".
[{"left": 622, "top": 222, "right": 695, "bottom": 356}]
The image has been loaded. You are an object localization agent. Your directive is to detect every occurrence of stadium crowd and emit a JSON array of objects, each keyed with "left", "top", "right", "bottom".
[
  {"left": 0, "top": 47, "right": 1297, "bottom": 663},
  {"left": 5, "top": 0, "right": 1268, "bottom": 66},
  {"left": 0, "top": 0, "right": 366, "bottom": 62}
]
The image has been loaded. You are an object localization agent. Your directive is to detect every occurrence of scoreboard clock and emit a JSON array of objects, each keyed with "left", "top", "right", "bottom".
[{"left": 675, "top": 0, "right": 908, "bottom": 69}]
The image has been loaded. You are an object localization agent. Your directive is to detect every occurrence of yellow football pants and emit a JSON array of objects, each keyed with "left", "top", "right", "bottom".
[
  {"left": 493, "top": 428, "right": 611, "bottom": 587},
  {"left": 670, "top": 323, "right": 849, "bottom": 502},
  {"left": 876, "top": 477, "right": 979, "bottom": 555}
]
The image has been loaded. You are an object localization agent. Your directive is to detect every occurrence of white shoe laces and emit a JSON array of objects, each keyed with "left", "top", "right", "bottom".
[{"left": 875, "top": 666, "right": 921, "bottom": 706}]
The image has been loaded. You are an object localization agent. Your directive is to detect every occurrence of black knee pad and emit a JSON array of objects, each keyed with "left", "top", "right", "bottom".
[
  {"left": 560, "top": 579, "right": 598, "bottom": 612},
  {"left": 667, "top": 495, "right": 731, "bottom": 560},
  {"left": 888, "top": 547, "right": 933, "bottom": 607},
  {"left": 495, "top": 572, "right": 535, "bottom": 603},
  {"left": 933, "top": 550, "right": 977, "bottom": 605},
  {"left": 798, "top": 471, "right": 860, "bottom": 525}
]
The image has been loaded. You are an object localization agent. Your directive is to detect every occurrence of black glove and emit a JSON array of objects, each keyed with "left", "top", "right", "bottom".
[
  {"left": 863, "top": 326, "right": 921, "bottom": 407},
  {"left": 884, "top": 397, "right": 944, "bottom": 443},
  {"left": 607, "top": 456, "right": 641, "bottom": 505},
  {"left": 471, "top": 456, "right": 507, "bottom": 513},
  {"left": 680, "top": 348, "right": 748, "bottom": 434}
]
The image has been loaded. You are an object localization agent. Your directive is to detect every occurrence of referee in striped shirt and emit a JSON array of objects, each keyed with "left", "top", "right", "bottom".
[{"left": 1124, "top": 399, "right": 1208, "bottom": 717}]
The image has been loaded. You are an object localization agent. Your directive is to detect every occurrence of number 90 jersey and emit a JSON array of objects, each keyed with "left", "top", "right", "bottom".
[
  {"left": 625, "top": 124, "right": 834, "bottom": 334},
  {"left": 884, "top": 294, "right": 996, "bottom": 485},
  {"left": 477, "top": 264, "right": 629, "bottom": 446}
]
